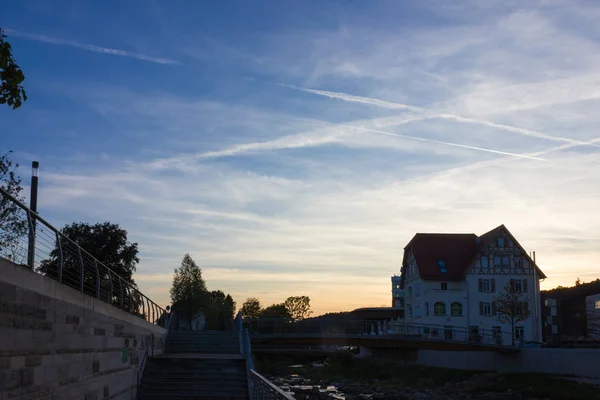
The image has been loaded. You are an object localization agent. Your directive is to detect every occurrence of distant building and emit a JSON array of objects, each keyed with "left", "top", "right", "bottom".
[
  {"left": 586, "top": 294, "right": 600, "bottom": 340},
  {"left": 393, "top": 224, "right": 545, "bottom": 345},
  {"left": 541, "top": 296, "right": 562, "bottom": 344}
]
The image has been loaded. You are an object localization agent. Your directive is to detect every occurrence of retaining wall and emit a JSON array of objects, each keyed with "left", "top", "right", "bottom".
[
  {"left": 0, "top": 258, "right": 165, "bottom": 400},
  {"left": 415, "top": 348, "right": 600, "bottom": 378}
]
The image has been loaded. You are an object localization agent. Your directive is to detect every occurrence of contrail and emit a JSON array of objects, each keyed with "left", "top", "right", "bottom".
[
  {"left": 4, "top": 29, "right": 179, "bottom": 65},
  {"left": 299, "top": 118, "right": 546, "bottom": 161},
  {"left": 289, "top": 85, "right": 599, "bottom": 148}
]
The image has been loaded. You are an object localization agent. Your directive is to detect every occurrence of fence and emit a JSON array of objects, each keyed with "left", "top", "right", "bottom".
[
  {"left": 0, "top": 187, "right": 166, "bottom": 326},
  {"left": 245, "top": 318, "right": 517, "bottom": 347}
]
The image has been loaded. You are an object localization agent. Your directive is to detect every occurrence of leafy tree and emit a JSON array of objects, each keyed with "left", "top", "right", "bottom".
[
  {"left": 260, "top": 303, "right": 291, "bottom": 321},
  {"left": 170, "top": 253, "right": 209, "bottom": 326},
  {"left": 241, "top": 297, "right": 262, "bottom": 320},
  {"left": 494, "top": 282, "right": 531, "bottom": 346},
  {"left": 284, "top": 295, "right": 313, "bottom": 322},
  {"left": 0, "top": 151, "right": 26, "bottom": 262},
  {"left": 203, "top": 290, "right": 236, "bottom": 330},
  {"left": 38, "top": 222, "right": 140, "bottom": 310},
  {"left": 1, "top": 28, "right": 27, "bottom": 109}
]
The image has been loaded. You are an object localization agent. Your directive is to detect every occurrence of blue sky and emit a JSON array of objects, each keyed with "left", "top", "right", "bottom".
[{"left": 2, "top": 0, "right": 600, "bottom": 314}]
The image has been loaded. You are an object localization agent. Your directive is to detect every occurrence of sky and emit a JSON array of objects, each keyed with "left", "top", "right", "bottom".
[{"left": 1, "top": 0, "right": 599, "bottom": 316}]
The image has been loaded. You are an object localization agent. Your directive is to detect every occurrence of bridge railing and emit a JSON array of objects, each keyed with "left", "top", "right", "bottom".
[
  {"left": 0, "top": 187, "right": 166, "bottom": 326},
  {"left": 245, "top": 318, "right": 517, "bottom": 347}
]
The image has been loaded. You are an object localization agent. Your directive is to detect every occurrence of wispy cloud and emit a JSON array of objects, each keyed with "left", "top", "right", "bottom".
[
  {"left": 4, "top": 29, "right": 179, "bottom": 65},
  {"left": 289, "top": 85, "right": 600, "bottom": 147}
]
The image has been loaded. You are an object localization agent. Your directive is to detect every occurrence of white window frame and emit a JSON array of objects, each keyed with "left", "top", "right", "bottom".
[
  {"left": 514, "top": 280, "right": 523, "bottom": 293},
  {"left": 595, "top": 300, "right": 600, "bottom": 311},
  {"left": 481, "top": 302, "right": 492, "bottom": 316},
  {"left": 515, "top": 326, "right": 524, "bottom": 340},
  {"left": 450, "top": 302, "right": 462, "bottom": 316},
  {"left": 434, "top": 302, "right": 446, "bottom": 316},
  {"left": 481, "top": 279, "right": 492, "bottom": 293}
]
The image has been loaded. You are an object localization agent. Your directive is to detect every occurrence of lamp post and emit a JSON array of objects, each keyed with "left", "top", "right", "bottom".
[{"left": 27, "top": 161, "right": 39, "bottom": 269}]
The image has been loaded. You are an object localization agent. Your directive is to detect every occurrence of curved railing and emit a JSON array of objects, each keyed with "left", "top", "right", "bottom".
[{"left": 0, "top": 187, "right": 166, "bottom": 326}]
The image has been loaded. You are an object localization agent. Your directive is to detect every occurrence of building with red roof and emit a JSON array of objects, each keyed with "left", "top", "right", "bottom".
[{"left": 391, "top": 225, "right": 545, "bottom": 345}]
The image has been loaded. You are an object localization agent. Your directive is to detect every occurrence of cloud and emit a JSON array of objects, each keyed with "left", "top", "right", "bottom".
[
  {"left": 289, "top": 85, "right": 599, "bottom": 148},
  {"left": 4, "top": 29, "right": 179, "bottom": 65}
]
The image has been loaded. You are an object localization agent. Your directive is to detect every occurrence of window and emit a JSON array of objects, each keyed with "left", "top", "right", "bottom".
[
  {"left": 444, "top": 326, "right": 453, "bottom": 340},
  {"left": 434, "top": 302, "right": 446, "bottom": 316},
  {"left": 496, "top": 237, "right": 504, "bottom": 247},
  {"left": 479, "top": 278, "right": 495, "bottom": 293},
  {"left": 438, "top": 260, "right": 447, "bottom": 273},
  {"left": 441, "top": 282, "right": 448, "bottom": 290},
  {"left": 451, "top": 302, "right": 463, "bottom": 316},
  {"left": 408, "top": 306, "right": 413, "bottom": 318},
  {"left": 514, "top": 257, "right": 522, "bottom": 269},
  {"left": 494, "top": 256, "right": 501, "bottom": 269},
  {"left": 595, "top": 300, "right": 600, "bottom": 311},
  {"left": 480, "top": 255, "right": 489, "bottom": 269},
  {"left": 479, "top": 302, "right": 492, "bottom": 316},
  {"left": 515, "top": 326, "right": 524, "bottom": 340},
  {"left": 425, "top": 302, "right": 429, "bottom": 316},
  {"left": 492, "top": 326, "right": 502, "bottom": 339},
  {"left": 502, "top": 256, "right": 509, "bottom": 269},
  {"left": 511, "top": 279, "right": 528, "bottom": 293}
]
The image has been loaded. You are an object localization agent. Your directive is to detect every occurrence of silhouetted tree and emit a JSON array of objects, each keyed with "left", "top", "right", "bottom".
[
  {"left": 0, "top": 151, "right": 26, "bottom": 262},
  {"left": 170, "top": 254, "right": 208, "bottom": 327},
  {"left": 284, "top": 295, "right": 313, "bottom": 322},
  {"left": 1, "top": 29, "right": 27, "bottom": 109},
  {"left": 38, "top": 222, "right": 139, "bottom": 309},
  {"left": 241, "top": 297, "right": 262, "bottom": 320},
  {"left": 495, "top": 282, "right": 531, "bottom": 346},
  {"left": 260, "top": 303, "right": 291, "bottom": 321}
]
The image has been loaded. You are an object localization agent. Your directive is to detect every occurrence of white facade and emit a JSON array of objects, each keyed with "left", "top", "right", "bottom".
[
  {"left": 397, "top": 227, "right": 544, "bottom": 345},
  {"left": 586, "top": 293, "right": 600, "bottom": 339}
]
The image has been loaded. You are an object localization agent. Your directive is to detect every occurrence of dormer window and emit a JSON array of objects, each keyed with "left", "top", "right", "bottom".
[{"left": 438, "top": 260, "right": 447, "bottom": 273}]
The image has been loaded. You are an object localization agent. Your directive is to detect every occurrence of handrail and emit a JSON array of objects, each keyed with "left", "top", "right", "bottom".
[
  {"left": 0, "top": 186, "right": 166, "bottom": 325},
  {"left": 235, "top": 311, "right": 243, "bottom": 355},
  {"left": 243, "top": 327, "right": 254, "bottom": 400},
  {"left": 250, "top": 369, "right": 295, "bottom": 400}
]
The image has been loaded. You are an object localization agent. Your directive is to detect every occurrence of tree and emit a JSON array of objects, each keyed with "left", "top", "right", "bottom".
[
  {"left": 241, "top": 297, "right": 262, "bottom": 320},
  {"left": 0, "top": 151, "right": 26, "bottom": 262},
  {"left": 203, "top": 290, "right": 237, "bottom": 330},
  {"left": 38, "top": 222, "right": 140, "bottom": 310},
  {"left": 284, "top": 295, "right": 313, "bottom": 322},
  {"left": 1, "top": 28, "right": 27, "bottom": 109},
  {"left": 260, "top": 303, "right": 291, "bottom": 321},
  {"left": 494, "top": 282, "right": 531, "bottom": 346},
  {"left": 170, "top": 254, "right": 208, "bottom": 326}
]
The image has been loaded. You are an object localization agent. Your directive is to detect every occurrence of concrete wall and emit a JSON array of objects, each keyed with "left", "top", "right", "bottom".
[
  {"left": 0, "top": 258, "right": 165, "bottom": 400},
  {"left": 415, "top": 348, "right": 600, "bottom": 379}
]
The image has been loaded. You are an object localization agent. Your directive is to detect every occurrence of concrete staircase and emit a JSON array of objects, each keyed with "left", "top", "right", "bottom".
[{"left": 137, "top": 331, "right": 248, "bottom": 400}]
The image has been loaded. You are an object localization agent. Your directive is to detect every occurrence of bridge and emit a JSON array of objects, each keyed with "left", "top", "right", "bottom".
[{"left": 245, "top": 318, "right": 519, "bottom": 354}]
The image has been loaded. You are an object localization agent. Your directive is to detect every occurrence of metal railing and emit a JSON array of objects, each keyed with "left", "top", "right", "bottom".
[
  {"left": 0, "top": 187, "right": 166, "bottom": 326},
  {"left": 251, "top": 370, "right": 295, "bottom": 400},
  {"left": 237, "top": 312, "right": 294, "bottom": 400},
  {"left": 244, "top": 318, "right": 517, "bottom": 348}
]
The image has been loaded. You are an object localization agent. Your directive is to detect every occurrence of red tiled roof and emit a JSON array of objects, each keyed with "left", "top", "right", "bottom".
[
  {"left": 404, "top": 233, "right": 479, "bottom": 281},
  {"left": 400, "top": 224, "right": 547, "bottom": 282}
]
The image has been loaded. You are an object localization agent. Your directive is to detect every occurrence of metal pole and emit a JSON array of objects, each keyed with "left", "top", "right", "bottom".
[
  {"left": 94, "top": 260, "right": 100, "bottom": 299},
  {"left": 55, "top": 231, "right": 63, "bottom": 283},
  {"left": 27, "top": 161, "right": 39, "bottom": 269},
  {"left": 108, "top": 270, "right": 113, "bottom": 305},
  {"left": 77, "top": 246, "right": 84, "bottom": 292}
]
